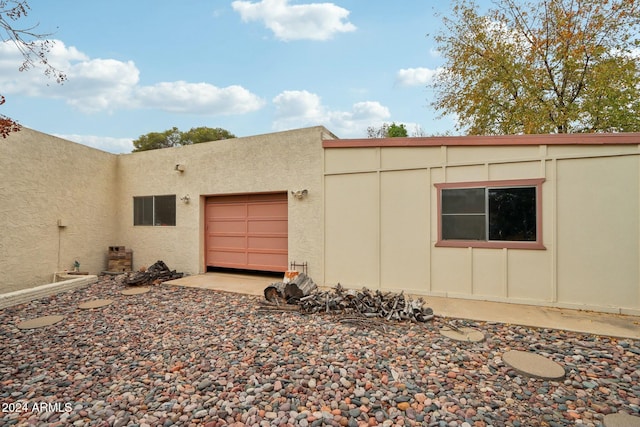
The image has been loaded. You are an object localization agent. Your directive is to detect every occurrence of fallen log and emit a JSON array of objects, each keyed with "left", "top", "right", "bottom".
[
  {"left": 264, "top": 282, "right": 287, "bottom": 304},
  {"left": 264, "top": 272, "right": 317, "bottom": 304},
  {"left": 286, "top": 273, "right": 317, "bottom": 300}
]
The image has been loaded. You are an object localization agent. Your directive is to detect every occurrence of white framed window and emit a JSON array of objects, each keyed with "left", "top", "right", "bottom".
[
  {"left": 133, "top": 195, "right": 176, "bottom": 226},
  {"left": 435, "top": 179, "right": 545, "bottom": 249}
]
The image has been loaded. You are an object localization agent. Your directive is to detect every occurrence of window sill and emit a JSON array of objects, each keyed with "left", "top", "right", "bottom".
[{"left": 435, "top": 240, "right": 546, "bottom": 250}]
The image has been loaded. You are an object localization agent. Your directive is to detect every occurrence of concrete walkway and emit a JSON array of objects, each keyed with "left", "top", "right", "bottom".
[{"left": 165, "top": 272, "right": 640, "bottom": 340}]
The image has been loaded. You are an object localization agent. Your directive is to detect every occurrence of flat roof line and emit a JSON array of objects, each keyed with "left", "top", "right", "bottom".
[{"left": 323, "top": 133, "right": 640, "bottom": 148}]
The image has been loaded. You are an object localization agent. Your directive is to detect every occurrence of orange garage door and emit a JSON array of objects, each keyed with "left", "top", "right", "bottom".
[{"left": 205, "top": 193, "right": 288, "bottom": 272}]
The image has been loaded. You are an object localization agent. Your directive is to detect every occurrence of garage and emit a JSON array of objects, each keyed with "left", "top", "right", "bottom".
[{"left": 205, "top": 193, "right": 288, "bottom": 272}]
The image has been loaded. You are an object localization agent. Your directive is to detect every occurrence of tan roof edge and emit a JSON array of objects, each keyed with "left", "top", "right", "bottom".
[{"left": 322, "top": 132, "right": 640, "bottom": 148}]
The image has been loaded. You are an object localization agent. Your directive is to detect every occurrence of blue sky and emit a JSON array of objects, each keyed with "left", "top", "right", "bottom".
[{"left": 1, "top": 0, "right": 458, "bottom": 153}]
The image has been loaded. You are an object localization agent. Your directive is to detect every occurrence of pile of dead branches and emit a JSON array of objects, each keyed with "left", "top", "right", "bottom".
[
  {"left": 299, "top": 284, "right": 434, "bottom": 322},
  {"left": 261, "top": 280, "right": 434, "bottom": 323},
  {"left": 125, "top": 260, "right": 183, "bottom": 286}
]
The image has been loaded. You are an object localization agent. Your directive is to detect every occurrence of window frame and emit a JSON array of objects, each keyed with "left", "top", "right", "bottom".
[
  {"left": 435, "top": 178, "right": 545, "bottom": 249},
  {"left": 133, "top": 195, "right": 176, "bottom": 226}
]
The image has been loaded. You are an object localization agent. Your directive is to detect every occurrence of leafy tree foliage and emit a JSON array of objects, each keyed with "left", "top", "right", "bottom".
[
  {"left": 182, "top": 126, "right": 236, "bottom": 145},
  {"left": 432, "top": 0, "right": 640, "bottom": 134},
  {"left": 132, "top": 127, "right": 236, "bottom": 152},
  {"left": 387, "top": 122, "right": 408, "bottom": 137},
  {"left": 1, "top": 1, "right": 65, "bottom": 137},
  {"left": 0, "top": 95, "right": 20, "bottom": 138},
  {"left": 366, "top": 122, "right": 408, "bottom": 138}
]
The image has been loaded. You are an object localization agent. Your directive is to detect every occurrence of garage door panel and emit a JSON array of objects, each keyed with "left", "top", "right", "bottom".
[
  {"left": 248, "top": 219, "right": 288, "bottom": 233},
  {"left": 248, "top": 252, "right": 288, "bottom": 268},
  {"left": 210, "top": 235, "right": 246, "bottom": 249},
  {"left": 206, "top": 193, "right": 288, "bottom": 272},
  {"left": 210, "top": 251, "right": 247, "bottom": 267},
  {"left": 248, "top": 236, "right": 287, "bottom": 250},
  {"left": 208, "top": 204, "right": 246, "bottom": 218},
  {"left": 248, "top": 202, "right": 287, "bottom": 217},
  {"left": 209, "top": 220, "right": 247, "bottom": 233}
]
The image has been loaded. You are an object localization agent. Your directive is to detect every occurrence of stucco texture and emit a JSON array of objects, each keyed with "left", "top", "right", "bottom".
[
  {"left": 0, "top": 128, "right": 118, "bottom": 292},
  {"left": 1, "top": 126, "right": 330, "bottom": 293},
  {"left": 4, "top": 126, "right": 640, "bottom": 315},
  {"left": 114, "top": 126, "right": 329, "bottom": 281}
]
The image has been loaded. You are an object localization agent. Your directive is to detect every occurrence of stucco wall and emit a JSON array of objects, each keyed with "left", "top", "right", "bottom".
[
  {"left": 6, "top": 125, "right": 638, "bottom": 314},
  {"left": 0, "top": 128, "right": 118, "bottom": 292},
  {"left": 115, "top": 126, "right": 330, "bottom": 282},
  {"left": 324, "top": 135, "right": 640, "bottom": 315}
]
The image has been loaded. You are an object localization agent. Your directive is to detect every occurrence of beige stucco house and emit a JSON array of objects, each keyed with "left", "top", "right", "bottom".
[{"left": 1, "top": 127, "right": 639, "bottom": 315}]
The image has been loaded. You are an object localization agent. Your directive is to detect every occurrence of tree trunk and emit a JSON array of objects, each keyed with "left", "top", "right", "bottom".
[{"left": 263, "top": 272, "right": 317, "bottom": 304}]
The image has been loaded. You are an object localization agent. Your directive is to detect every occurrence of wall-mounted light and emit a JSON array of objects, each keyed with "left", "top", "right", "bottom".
[
  {"left": 175, "top": 164, "right": 185, "bottom": 172},
  {"left": 291, "top": 189, "right": 308, "bottom": 199},
  {"left": 180, "top": 194, "right": 190, "bottom": 204}
]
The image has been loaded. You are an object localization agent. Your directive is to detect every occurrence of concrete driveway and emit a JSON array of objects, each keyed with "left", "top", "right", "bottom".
[{"left": 165, "top": 272, "right": 640, "bottom": 340}]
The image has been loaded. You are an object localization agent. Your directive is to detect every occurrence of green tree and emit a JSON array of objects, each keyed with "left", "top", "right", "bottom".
[
  {"left": 132, "top": 126, "right": 236, "bottom": 152},
  {"left": 432, "top": 0, "right": 640, "bottom": 134},
  {"left": 366, "top": 122, "right": 408, "bottom": 138},
  {"left": 387, "top": 122, "right": 408, "bottom": 137},
  {"left": 182, "top": 126, "right": 236, "bottom": 144},
  {"left": 1, "top": 1, "right": 65, "bottom": 137}
]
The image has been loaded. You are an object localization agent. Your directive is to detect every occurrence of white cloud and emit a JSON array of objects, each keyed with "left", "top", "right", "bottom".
[
  {"left": 272, "top": 90, "right": 390, "bottom": 136},
  {"left": 135, "top": 81, "right": 265, "bottom": 115},
  {"left": 0, "top": 42, "right": 50, "bottom": 94},
  {"left": 396, "top": 67, "right": 440, "bottom": 87},
  {"left": 42, "top": 39, "right": 90, "bottom": 69},
  {"left": 350, "top": 101, "right": 389, "bottom": 120},
  {"left": 0, "top": 40, "right": 264, "bottom": 116},
  {"left": 56, "top": 133, "right": 134, "bottom": 154},
  {"left": 0, "top": 39, "right": 87, "bottom": 76},
  {"left": 63, "top": 58, "right": 140, "bottom": 113},
  {"left": 273, "top": 90, "right": 323, "bottom": 119},
  {"left": 232, "top": 0, "right": 356, "bottom": 41}
]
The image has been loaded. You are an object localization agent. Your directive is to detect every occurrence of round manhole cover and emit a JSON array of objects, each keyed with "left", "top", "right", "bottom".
[
  {"left": 440, "top": 326, "right": 485, "bottom": 342},
  {"left": 604, "top": 413, "right": 640, "bottom": 427},
  {"left": 503, "top": 350, "right": 565, "bottom": 379},
  {"left": 17, "top": 315, "right": 65, "bottom": 330},
  {"left": 78, "top": 299, "right": 113, "bottom": 309},
  {"left": 121, "top": 287, "right": 150, "bottom": 295}
]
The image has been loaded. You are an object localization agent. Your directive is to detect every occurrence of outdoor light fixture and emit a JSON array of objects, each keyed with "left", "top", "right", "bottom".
[
  {"left": 180, "top": 194, "right": 190, "bottom": 203},
  {"left": 175, "top": 164, "right": 185, "bottom": 172},
  {"left": 291, "top": 189, "right": 308, "bottom": 199}
]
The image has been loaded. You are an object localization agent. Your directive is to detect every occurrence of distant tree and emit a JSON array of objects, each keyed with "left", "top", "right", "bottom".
[
  {"left": 367, "top": 123, "right": 389, "bottom": 138},
  {"left": 132, "top": 127, "right": 181, "bottom": 151},
  {"left": 1, "top": 1, "right": 66, "bottom": 137},
  {"left": 366, "top": 122, "right": 408, "bottom": 138},
  {"left": 132, "top": 126, "right": 236, "bottom": 152},
  {"left": 411, "top": 125, "right": 427, "bottom": 137},
  {"left": 432, "top": 0, "right": 640, "bottom": 135},
  {"left": 387, "top": 123, "right": 408, "bottom": 137},
  {"left": 182, "top": 126, "right": 236, "bottom": 144}
]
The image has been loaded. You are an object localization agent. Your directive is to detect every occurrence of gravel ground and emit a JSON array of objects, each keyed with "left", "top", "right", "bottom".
[{"left": 1, "top": 275, "right": 639, "bottom": 427}]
